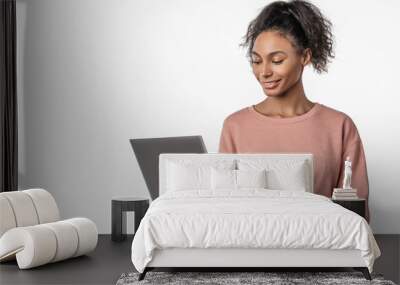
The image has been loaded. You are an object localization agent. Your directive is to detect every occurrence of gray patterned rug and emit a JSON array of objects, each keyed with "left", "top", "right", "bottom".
[{"left": 116, "top": 271, "right": 397, "bottom": 285}]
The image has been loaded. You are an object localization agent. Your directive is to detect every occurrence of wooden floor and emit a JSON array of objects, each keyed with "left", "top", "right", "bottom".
[{"left": 0, "top": 234, "right": 398, "bottom": 285}]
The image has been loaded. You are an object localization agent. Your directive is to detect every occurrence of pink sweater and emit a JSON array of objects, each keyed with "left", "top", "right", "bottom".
[{"left": 218, "top": 102, "right": 370, "bottom": 223}]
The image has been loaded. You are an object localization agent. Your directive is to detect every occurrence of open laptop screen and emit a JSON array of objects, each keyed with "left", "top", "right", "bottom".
[{"left": 130, "top": 136, "right": 207, "bottom": 200}]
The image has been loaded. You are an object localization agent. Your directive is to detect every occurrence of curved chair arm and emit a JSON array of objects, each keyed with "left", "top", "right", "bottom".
[
  {"left": 0, "top": 226, "right": 57, "bottom": 269},
  {"left": 0, "top": 217, "right": 98, "bottom": 269}
]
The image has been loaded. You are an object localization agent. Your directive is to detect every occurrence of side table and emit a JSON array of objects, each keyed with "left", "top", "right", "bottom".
[
  {"left": 111, "top": 197, "right": 149, "bottom": 242},
  {"left": 332, "top": 198, "right": 366, "bottom": 219}
]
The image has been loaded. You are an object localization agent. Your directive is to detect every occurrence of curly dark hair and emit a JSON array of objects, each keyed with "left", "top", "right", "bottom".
[{"left": 239, "top": 0, "right": 335, "bottom": 74}]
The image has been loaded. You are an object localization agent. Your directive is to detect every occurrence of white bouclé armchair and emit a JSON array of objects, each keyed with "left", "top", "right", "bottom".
[{"left": 0, "top": 188, "right": 98, "bottom": 269}]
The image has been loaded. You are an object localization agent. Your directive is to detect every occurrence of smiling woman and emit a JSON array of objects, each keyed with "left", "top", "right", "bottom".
[
  {"left": 218, "top": 0, "right": 372, "bottom": 223},
  {"left": 239, "top": 0, "right": 335, "bottom": 112}
]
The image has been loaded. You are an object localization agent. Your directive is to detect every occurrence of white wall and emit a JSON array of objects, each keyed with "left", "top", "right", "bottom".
[{"left": 16, "top": 0, "right": 400, "bottom": 234}]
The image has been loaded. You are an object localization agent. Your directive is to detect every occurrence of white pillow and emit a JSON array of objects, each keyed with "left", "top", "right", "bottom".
[
  {"left": 211, "top": 168, "right": 236, "bottom": 190},
  {"left": 166, "top": 159, "right": 236, "bottom": 192},
  {"left": 166, "top": 162, "right": 211, "bottom": 191},
  {"left": 211, "top": 168, "right": 268, "bottom": 190},
  {"left": 266, "top": 164, "right": 307, "bottom": 191},
  {"left": 236, "top": 169, "right": 267, "bottom": 188},
  {"left": 237, "top": 159, "right": 309, "bottom": 192}
]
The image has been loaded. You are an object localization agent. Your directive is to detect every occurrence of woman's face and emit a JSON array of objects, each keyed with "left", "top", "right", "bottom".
[{"left": 251, "top": 30, "right": 311, "bottom": 97}]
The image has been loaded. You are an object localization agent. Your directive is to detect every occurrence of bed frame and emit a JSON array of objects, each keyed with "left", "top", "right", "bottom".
[
  {"left": 137, "top": 153, "right": 372, "bottom": 281},
  {"left": 138, "top": 248, "right": 371, "bottom": 280}
]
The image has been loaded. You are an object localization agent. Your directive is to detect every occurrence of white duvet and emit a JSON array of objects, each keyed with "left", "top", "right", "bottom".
[{"left": 131, "top": 189, "right": 381, "bottom": 273}]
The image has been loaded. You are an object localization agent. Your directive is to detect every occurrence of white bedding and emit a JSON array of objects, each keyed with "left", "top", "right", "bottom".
[{"left": 131, "top": 189, "right": 381, "bottom": 273}]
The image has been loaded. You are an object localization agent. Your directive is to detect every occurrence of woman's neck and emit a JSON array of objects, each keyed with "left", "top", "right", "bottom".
[{"left": 255, "top": 79, "right": 315, "bottom": 118}]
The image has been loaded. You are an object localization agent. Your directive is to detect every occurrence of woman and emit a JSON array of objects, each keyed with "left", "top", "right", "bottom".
[{"left": 218, "top": 0, "right": 371, "bottom": 223}]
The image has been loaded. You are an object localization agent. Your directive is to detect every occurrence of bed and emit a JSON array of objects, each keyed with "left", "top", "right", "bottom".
[{"left": 131, "top": 153, "right": 381, "bottom": 281}]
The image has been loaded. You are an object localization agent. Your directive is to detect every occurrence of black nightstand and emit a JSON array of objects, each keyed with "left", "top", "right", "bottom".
[
  {"left": 332, "top": 198, "right": 366, "bottom": 219},
  {"left": 111, "top": 197, "right": 149, "bottom": 242}
]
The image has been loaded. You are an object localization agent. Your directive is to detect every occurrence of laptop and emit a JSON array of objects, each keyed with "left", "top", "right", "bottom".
[{"left": 130, "top": 135, "right": 207, "bottom": 200}]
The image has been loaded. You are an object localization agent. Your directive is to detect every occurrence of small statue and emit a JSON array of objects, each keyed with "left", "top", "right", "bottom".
[{"left": 342, "top": 156, "right": 352, "bottom": 189}]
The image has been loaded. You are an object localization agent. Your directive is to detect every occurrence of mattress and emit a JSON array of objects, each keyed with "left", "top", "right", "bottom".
[{"left": 131, "top": 189, "right": 381, "bottom": 273}]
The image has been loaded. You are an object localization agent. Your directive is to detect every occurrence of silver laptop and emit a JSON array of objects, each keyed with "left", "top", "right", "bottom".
[{"left": 130, "top": 136, "right": 207, "bottom": 200}]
